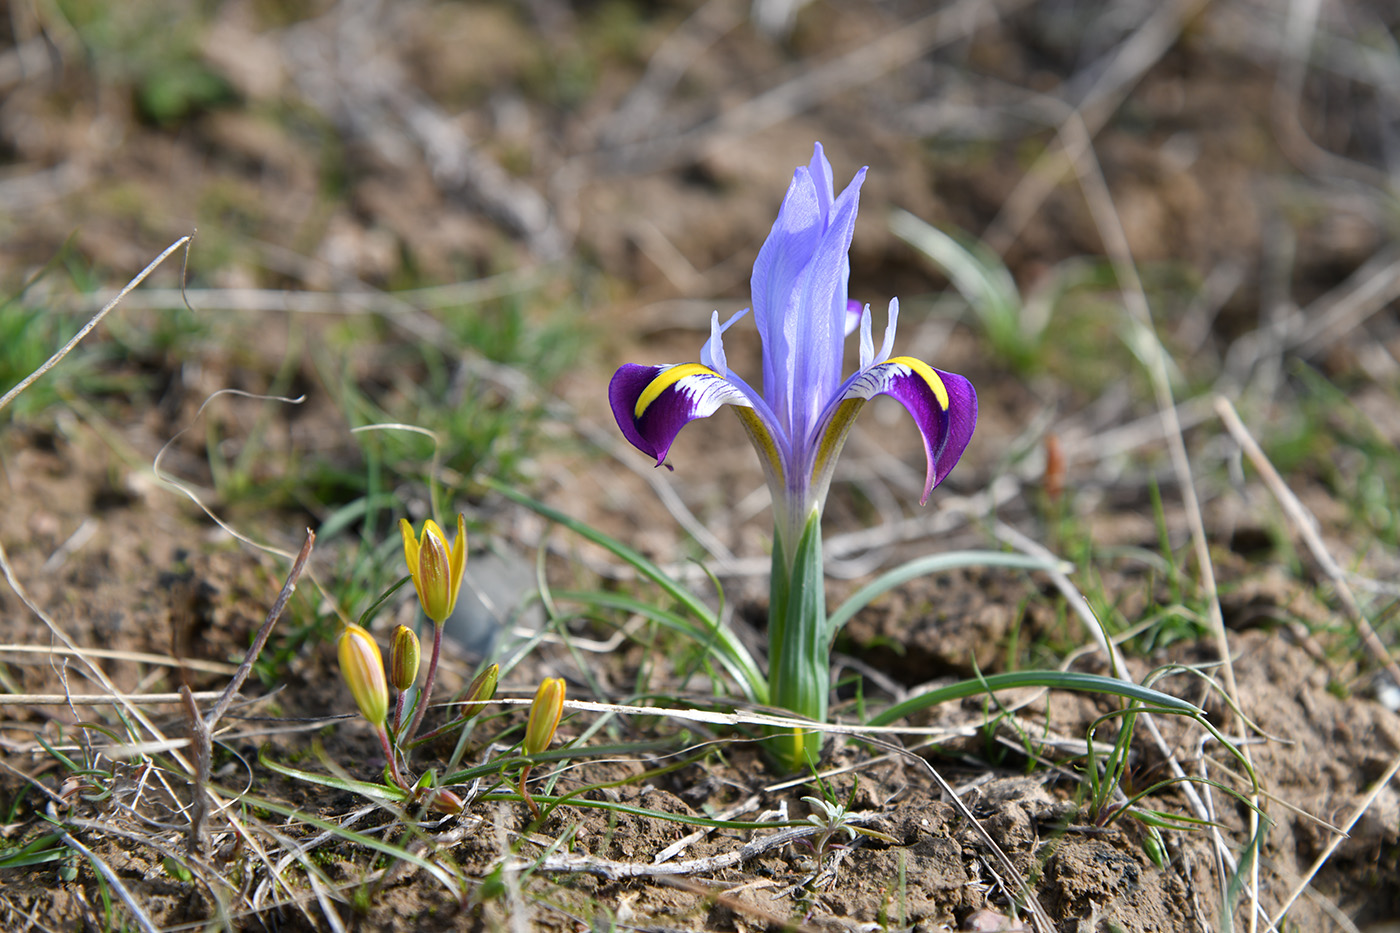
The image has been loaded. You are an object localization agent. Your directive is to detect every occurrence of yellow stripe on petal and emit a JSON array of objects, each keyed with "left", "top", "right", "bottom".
[
  {"left": 634, "top": 363, "right": 720, "bottom": 419},
  {"left": 812, "top": 398, "right": 864, "bottom": 481},
  {"left": 733, "top": 407, "right": 785, "bottom": 482},
  {"left": 886, "top": 356, "right": 950, "bottom": 410}
]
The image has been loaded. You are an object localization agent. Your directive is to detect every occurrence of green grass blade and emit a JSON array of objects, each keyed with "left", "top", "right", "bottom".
[
  {"left": 259, "top": 750, "right": 409, "bottom": 801},
  {"left": 827, "top": 551, "right": 1067, "bottom": 640},
  {"left": 0, "top": 833, "right": 67, "bottom": 869},
  {"left": 555, "top": 589, "right": 764, "bottom": 701},
  {"left": 221, "top": 787, "right": 461, "bottom": 890},
  {"left": 867, "top": 670, "right": 1198, "bottom": 727},
  {"left": 483, "top": 478, "right": 717, "bottom": 627}
]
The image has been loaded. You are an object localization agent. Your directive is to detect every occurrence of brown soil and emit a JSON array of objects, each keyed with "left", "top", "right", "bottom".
[{"left": 4, "top": 1, "right": 1400, "bottom": 931}]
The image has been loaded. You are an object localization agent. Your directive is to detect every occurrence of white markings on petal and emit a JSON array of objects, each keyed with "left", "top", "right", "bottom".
[
  {"left": 876, "top": 297, "right": 899, "bottom": 366},
  {"left": 677, "top": 370, "right": 752, "bottom": 415},
  {"left": 700, "top": 308, "right": 749, "bottom": 380},
  {"left": 859, "top": 303, "right": 874, "bottom": 370}
]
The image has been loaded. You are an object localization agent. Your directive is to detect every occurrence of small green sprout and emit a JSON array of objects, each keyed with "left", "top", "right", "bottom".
[{"left": 799, "top": 779, "right": 898, "bottom": 867}]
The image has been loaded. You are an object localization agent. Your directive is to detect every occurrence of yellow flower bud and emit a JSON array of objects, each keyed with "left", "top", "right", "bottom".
[
  {"left": 400, "top": 515, "right": 467, "bottom": 625},
  {"left": 389, "top": 625, "right": 421, "bottom": 693},
  {"left": 338, "top": 624, "right": 388, "bottom": 728},
  {"left": 459, "top": 663, "right": 498, "bottom": 720},
  {"left": 524, "top": 678, "right": 565, "bottom": 756}
]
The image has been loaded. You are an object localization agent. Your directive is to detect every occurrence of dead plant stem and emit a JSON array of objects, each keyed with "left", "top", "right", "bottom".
[
  {"left": 0, "top": 236, "right": 191, "bottom": 418},
  {"left": 1214, "top": 396, "right": 1400, "bottom": 687},
  {"left": 1064, "top": 111, "right": 1262, "bottom": 932}
]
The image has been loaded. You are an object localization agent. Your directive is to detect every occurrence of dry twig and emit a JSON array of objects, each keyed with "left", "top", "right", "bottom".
[
  {"left": 183, "top": 530, "right": 315, "bottom": 855},
  {"left": 1215, "top": 396, "right": 1400, "bottom": 687}
]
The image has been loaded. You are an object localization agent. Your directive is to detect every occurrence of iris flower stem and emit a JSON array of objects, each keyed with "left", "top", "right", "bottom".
[
  {"left": 401, "top": 622, "right": 443, "bottom": 750},
  {"left": 765, "top": 511, "right": 828, "bottom": 770}
]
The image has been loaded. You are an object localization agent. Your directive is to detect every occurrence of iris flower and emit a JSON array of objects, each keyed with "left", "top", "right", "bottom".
[
  {"left": 608, "top": 143, "right": 976, "bottom": 767},
  {"left": 610, "top": 144, "right": 975, "bottom": 557}
]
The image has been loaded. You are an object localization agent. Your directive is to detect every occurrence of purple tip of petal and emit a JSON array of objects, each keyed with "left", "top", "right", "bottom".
[
  {"left": 843, "top": 299, "right": 864, "bottom": 338},
  {"left": 843, "top": 358, "right": 978, "bottom": 506},
  {"left": 923, "top": 369, "right": 978, "bottom": 504},
  {"left": 609, "top": 364, "right": 668, "bottom": 463},
  {"left": 610, "top": 362, "right": 750, "bottom": 468}
]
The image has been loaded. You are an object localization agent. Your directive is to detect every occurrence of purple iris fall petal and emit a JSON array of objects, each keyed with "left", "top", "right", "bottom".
[
  {"left": 608, "top": 143, "right": 976, "bottom": 549},
  {"left": 837, "top": 357, "right": 978, "bottom": 504}
]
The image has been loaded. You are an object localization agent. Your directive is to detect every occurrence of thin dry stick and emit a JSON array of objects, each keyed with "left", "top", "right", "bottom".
[
  {"left": 993, "top": 522, "right": 1233, "bottom": 819},
  {"left": 0, "top": 644, "right": 239, "bottom": 675},
  {"left": 998, "top": 527, "right": 1275, "bottom": 929},
  {"left": 600, "top": 0, "right": 745, "bottom": 147},
  {"left": 180, "top": 688, "right": 213, "bottom": 857},
  {"left": 1271, "top": 0, "right": 1393, "bottom": 192},
  {"left": 0, "top": 691, "right": 223, "bottom": 706},
  {"left": 1225, "top": 246, "right": 1400, "bottom": 387},
  {"left": 66, "top": 271, "right": 541, "bottom": 317},
  {"left": 0, "top": 539, "right": 192, "bottom": 773},
  {"left": 485, "top": 695, "right": 983, "bottom": 738},
  {"left": 605, "top": 0, "right": 1030, "bottom": 173},
  {"left": 982, "top": 0, "right": 1208, "bottom": 254},
  {"left": 209, "top": 530, "right": 316, "bottom": 728},
  {"left": 1064, "top": 112, "right": 1263, "bottom": 931},
  {"left": 1271, "top": 750, "right": 1400, "bottom": 928},
  {"left": 573, "top": 420, "right": 740, "bottom": 571},
  {"left": 184, "top": 530, "right": 315, "bottom": 855},
  {"left": 862, "top": 735, "right": 1055, "bottom": 933},
  {"left": 1215, "top": 396, "right": 1400, "bottom": 687},
  {"left": 152, "top": 388, "right": 308, "bottom": 562},
  {"left": 652, "top": 794, "right": 760, "bottom": 864},
  {"left": 0, "top": 236, "right": 191, "bottom": 416},
  {"left": 532, "top": 812, "right": 885, "bottom": 880},
  {"left": 64, "top": 815, "right": 242, "bottom": 920},
  {"left": 1291, "top": 246, "right": 1400, "bottom": 353}
]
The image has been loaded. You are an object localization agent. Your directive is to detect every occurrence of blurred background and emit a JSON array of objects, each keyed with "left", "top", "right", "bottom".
[
  {"left": 3, "top": 0, "right": 1397, "bottom": 538},
  {"left": 5, "top": 0, "right": 1400, "bottom": 671},
  {"left": 3, "top": 0, "right": 1400, "bottom": 656}
]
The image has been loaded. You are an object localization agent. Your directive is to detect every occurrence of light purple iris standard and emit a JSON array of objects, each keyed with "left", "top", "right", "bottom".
[{"left": 609, "top": 144, "right": 977, "bottom": 556}]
